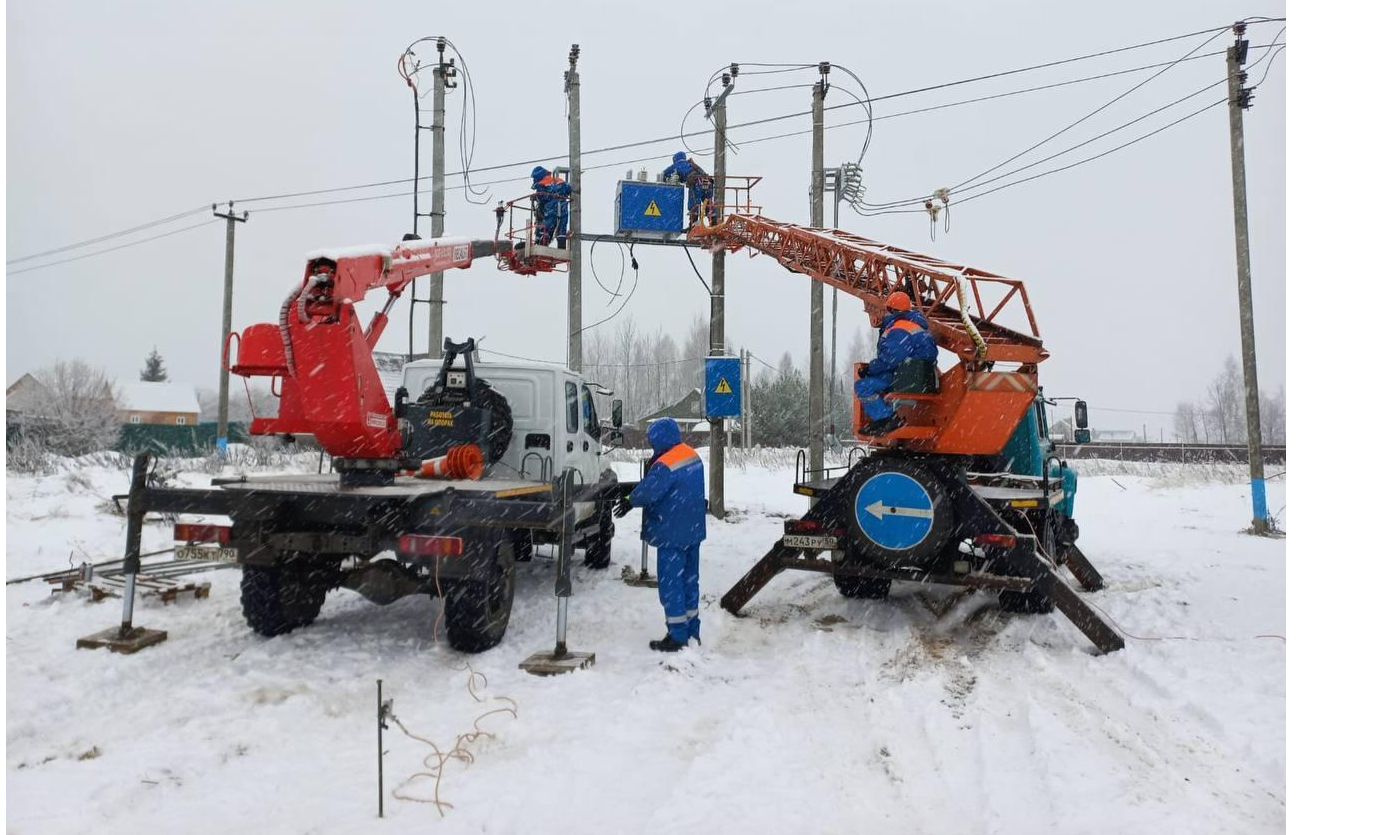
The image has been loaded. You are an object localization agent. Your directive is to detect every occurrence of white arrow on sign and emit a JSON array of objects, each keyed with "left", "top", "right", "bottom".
[{"left": 865, "top": 500, "right": 933, "bottom": 521}]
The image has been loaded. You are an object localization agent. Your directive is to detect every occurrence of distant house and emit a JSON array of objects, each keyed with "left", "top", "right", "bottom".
[
  {"left": 6, "top": 373, "right": 50, "bottom": 417},
  {"left": 116, "top": 381, "right": 201, "bottom": 426},
  {"left": 637, "top": 388, "right": 741, "bottom": 446}
]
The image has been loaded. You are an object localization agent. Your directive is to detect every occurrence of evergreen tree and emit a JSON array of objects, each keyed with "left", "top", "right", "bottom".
[{"left": 140, "top": 347, "right": 169, "bottom": 382}]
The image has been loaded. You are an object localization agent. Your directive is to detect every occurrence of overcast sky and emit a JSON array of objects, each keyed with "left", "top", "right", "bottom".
[{"left": 5, "top": 0, "right": 1285, "bottom": 437}]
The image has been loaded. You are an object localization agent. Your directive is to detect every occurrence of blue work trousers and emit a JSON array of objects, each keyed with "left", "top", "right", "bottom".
[
  {"left": 855, "top": 372, "right": 897, "bottom": 421},
  {"left": 656, "top": 544, "right": 701, "bottom": 644}
]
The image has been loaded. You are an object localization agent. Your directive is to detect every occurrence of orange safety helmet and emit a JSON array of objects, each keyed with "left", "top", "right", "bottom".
[{"left": 885, "top": 291, "right": 913, "bottom": 312}]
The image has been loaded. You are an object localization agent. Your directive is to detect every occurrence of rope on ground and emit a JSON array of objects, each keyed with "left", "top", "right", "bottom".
[{"left": 383, "top": 555, "right": 519, "bottom": 817}]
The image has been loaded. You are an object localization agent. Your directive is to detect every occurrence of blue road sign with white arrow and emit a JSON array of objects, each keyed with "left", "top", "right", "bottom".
[{"left": 854, "top": 472, "right": 936, "bottom": 551}]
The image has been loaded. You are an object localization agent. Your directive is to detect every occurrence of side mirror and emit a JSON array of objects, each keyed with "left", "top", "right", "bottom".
[
  {"left": 1074, "top": 428, "right": 1092, "bottom": 444},
  {"left": 611, "top": 399, "right": 624, "bottom": 429},
  {"left": 1074, "top": 400, "right": 1089, "bottom": 429}
]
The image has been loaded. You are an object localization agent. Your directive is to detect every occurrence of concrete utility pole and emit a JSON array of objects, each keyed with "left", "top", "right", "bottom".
[
  {"left": 212, "top": 202, "right": 248, "bottom": 455},
  {"left": 1225, "top": 29, "right": 1271, "bottom": 535},
  {"left": 826, "top": 167, "right": 843, "bottom": 440},
  {"left": 566, "top": 44, "right": 583, "bottom": 371},
  {"left": 708, "top": 72, "right": 731, "bottom": 519},
  {"left": 427, "top": 38, "right": 457, "bottom": 359},
  {"left": 808, "top": 65, "right": 828, "bottom": 483},
  {"left": 742, "top": 348, "right": 753, "bottom": 448}
]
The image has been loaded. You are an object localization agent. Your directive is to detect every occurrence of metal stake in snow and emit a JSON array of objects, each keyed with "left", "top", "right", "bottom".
[
  {"left": 520, "top": 469, "right": 595, "bottom": 674},
  {"left": 76, "top": 452, "right": 168, "bottom": 654}
]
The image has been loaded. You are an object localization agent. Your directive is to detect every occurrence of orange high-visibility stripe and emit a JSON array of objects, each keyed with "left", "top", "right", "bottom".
[
  {"left": 656, "top": 443, "right": 699, "bottom": 471},
  {"left": 887, "top": 319, "right": 924, "bottom": 336}
]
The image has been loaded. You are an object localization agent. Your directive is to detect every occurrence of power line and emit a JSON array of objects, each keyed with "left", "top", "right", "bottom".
[
  {"left": 8, "top": 20, "right": 1286, "bottom": 263},
  {"left": 948, "top": 26, "right": 1230, "bottom": 192},
  {"left": 232, "top": 20, "right": 1287, "bottom": 207},
  {"left": 5, "top": 219, "right": 220, "bottom": 276},
  {"left": 5, "top": 205, "right": 208, "bottom": 265},
  {"left": 947, "top": 97, "right": 1228, "bottom": 208}
]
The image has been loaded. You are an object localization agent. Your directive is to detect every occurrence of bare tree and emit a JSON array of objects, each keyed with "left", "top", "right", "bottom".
[
  {"left": 1174, "top": 401, "right": 1201, "bottom": 443},
  {"left": 1261, "top": 385, "right": 1286, "bottom": 445},
  {"left": 196, "top": 384, "right": 277, "bottom": 423},
  {"left": 27, "top": 360, "right": 123, "bottom": 456}
]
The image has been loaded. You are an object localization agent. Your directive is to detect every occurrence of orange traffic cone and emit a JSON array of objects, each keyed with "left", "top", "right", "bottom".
[{"left": 407, "top": 444, "right": 484, "bottom": 480}]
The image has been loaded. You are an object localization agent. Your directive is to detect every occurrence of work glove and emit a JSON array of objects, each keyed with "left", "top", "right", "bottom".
[
  {"left": 613, "top": 496, "right": 633, "bottom": 518},
  {"left": 857, "top": 366, "right": 870, "bottom": 379}
]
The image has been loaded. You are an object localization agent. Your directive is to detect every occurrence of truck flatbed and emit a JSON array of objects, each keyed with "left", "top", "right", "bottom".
[{"left": 211, "top": 473, "right": 553, "bottom": 500}]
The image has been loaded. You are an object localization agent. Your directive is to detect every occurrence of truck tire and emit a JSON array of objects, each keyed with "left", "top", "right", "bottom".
[
  {"left": 997, "top": 588, "right": 1055, "bottom": 614},
  {"left": 582, "top": 503, "right": 615, "bottom": 569},
  {"left": 472, "top": 382, "right": 513, "bottom": 463},
  {"left": 441, "top": 541, "right": 516, "bottom": 653},
  {"left": 832, "top": 570, "right": 892, "bottom": 600},
  {"left": 831, "top": 549, "right": 891, "bottom": 599},
  {"left": 843, "top": 458, "right": 953, "bottom": 569},
  {"left": 240, "top": 563, "right": 329, "bottom": 637},
  {"left": 512, "top": 531, "right": 534, "bottom": 563}
]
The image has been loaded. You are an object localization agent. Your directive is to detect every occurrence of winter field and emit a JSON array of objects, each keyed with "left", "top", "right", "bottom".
[{"left": 5, "top": 452, "right": 1286, "bottom": 834}]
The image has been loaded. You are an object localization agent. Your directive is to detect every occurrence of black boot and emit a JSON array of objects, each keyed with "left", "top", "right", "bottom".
[
  {"left": 861, "top": 414, "right": 905, "bottom": 437},
  {"left": 649, "top": 634, "right": 686, "bottom": 653}
]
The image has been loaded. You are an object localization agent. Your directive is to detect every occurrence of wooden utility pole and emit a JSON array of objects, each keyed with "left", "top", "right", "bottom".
[
  {"left": 1226, "top": 27, "right": 1271, "bottom": 534},
  {"left": 212, "top": 202, "right": 248, "bottom": 455}
]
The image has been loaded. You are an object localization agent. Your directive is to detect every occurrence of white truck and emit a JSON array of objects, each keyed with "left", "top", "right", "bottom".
[{"left": 126, "top": 351, "right": 630, "bottom": 653}]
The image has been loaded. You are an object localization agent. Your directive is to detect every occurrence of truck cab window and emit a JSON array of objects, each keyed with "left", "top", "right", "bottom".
[
  {"left": 582, "top": 387, "right": 600, "bottom": 439},
  {"left": 565, "top": 381, "right": 579, "bottom": 434}
]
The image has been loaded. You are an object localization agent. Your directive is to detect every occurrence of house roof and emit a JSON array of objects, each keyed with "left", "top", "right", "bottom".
[
  {"left": 6, "top": 374, "right": 49, "bottom": 413},
  {"left": 116, "top": 381, "right": 201, "bottom": 415},
  {"left": 639, "top": 389, "right": 703, "bottom": 424}
]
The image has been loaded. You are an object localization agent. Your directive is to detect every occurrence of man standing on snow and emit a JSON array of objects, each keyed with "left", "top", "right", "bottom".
[
  {"left": 616, "top": 417, "right": 706, "bottom": 652},
  {"left": 855, "top": 290, "right": 939, "bottom": 436}
]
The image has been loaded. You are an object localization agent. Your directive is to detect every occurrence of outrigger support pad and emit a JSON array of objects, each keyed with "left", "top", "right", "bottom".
[{"left": 521, "top": 469, "right": 595, "bottom": 675}]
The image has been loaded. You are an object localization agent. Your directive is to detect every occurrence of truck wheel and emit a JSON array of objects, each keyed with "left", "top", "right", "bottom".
[
  {"left": 831, "top": 550, "right": 891, "bottom": 599},
  {"left": 240, "top": 564, "right": 328, "bottom": 637},
  {"left": 582, "top": 503, "right": 614, "bottom": 569},
  {"left": 997, "top": 588, "right": 1055, "bottom": 614},
  {"left": 833, "top": 572, "right": 892, "bottom": 600},
  {"left": 441, "top": 542, "right": 516, "bottom": 653}
]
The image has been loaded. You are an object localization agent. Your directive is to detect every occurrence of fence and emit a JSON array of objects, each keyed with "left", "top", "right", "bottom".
[{"left": 1055, "top": 442, "right": 1285, "bottom": 465}]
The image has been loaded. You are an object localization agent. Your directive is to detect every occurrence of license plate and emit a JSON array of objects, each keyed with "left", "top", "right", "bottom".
[
  {"left": 782, "top": 534, "right": 838, "bottom": 550},
  {"left": 174, "top": 545, "right": 239, "bottom": 563}
]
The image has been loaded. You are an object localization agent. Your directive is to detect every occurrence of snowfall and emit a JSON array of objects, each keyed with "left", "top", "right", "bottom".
[{"left": 5, "top": 451, "right": 1285, "bottom": 834}]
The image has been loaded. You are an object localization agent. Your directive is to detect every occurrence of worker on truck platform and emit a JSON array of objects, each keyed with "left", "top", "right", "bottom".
[
  {"left": 662, "top": 151, "right": 714, "bottom": 229},
  {"left": 616, "top": 417, "right": 706, "bottom": 652},
  {"left": 530, "top": 166, "right": 571, "bottom": 248},
  {"left": 856, "top": 291, "right": 939, "bottom": 436}
]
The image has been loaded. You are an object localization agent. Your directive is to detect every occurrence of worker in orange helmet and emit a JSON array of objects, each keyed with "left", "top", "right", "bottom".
[{"left": 855, "top": 290, "right": 938, "bottom": 436}]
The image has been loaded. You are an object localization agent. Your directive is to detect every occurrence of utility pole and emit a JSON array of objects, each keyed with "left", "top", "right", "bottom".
[
  {"left": 742, "top": 348, "right": 753, "bottom": 448},
  {"left": 566, "top": 44, "right": 583, "bottom": 371},
  {"left": 708, "top": 70, "right": 733, "bottom": 519},
  {"left": 212, "top": 202, "right": 248, "bottom": 455},
  {"left": 1226, "top": 26, "right": 1271, "bottom": 535},
  {"left": 427, "top": 38, "right": 457, "bottom": 358},
  {"left": 825, "top": 167, "right": 843, "bottom": 442},
  {"left": 808, "top": 64, "right": 828, "bottom": 484}
]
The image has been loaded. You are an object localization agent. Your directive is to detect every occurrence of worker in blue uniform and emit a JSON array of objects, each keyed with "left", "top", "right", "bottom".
[
  {"left": 855, "top": 291, "right": 939, "bottom": 436},
  {"left": 662, "top": 151, "right": 714, "bottom": 229},
  {"left": 530, "top": 166, "right": 572, "bottom": 248},
  {"left": 615, "top": 417, "right": 706, "bottom": 652}
]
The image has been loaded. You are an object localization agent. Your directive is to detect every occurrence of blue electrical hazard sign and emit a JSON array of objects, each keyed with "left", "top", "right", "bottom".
[
  {"left": 704, "top": 356, "right": 741, "bottom": 418},
  {"left": 854, "top": 472, "right": 936, "bottom": 551}
]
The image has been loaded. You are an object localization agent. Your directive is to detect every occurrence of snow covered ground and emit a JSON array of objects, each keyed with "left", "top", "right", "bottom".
[{"left": 5, "top": 454, "right": 1285, "bottom": 834}]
